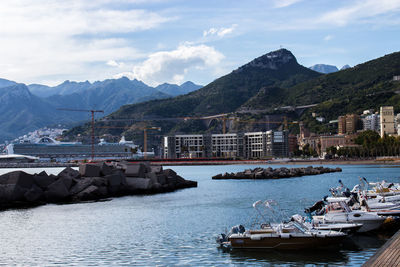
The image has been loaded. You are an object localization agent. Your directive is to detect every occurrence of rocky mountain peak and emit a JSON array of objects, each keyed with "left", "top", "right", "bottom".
[
  {"left": 235, "top": 48, "right": 296, "bottom": 72},
  {"left": 341, "top": 64, "right": 351, "bottom": 70},
  {"left": 309, "top": 64, "right": 339, "bottom": 74}
]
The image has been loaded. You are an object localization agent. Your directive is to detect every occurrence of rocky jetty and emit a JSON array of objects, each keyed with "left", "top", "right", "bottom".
[
  {"left": 212, "top": 166, "right": 342, "bottom": 180},
  {"left": 0, "top": 161, "right": 197, "bottom": 210}
]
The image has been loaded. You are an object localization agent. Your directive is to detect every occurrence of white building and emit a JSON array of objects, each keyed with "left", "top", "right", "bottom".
[
  {"left": 362, "top": 113, "right": 380, "bottom": 132},
  {"left": 244, "top": 132, "right": 265, "bottom": 158},
  {"left": 211, "top": 133, "right": 242, "bottom": 158}
]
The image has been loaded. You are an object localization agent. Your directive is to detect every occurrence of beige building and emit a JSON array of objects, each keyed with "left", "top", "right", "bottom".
[
  {"left": 320, "top": 135, "right": 356, "bottom": 156},
  {"left": 338, "top": 116, "right": 347, "bottom": 135},
  {"left": 380, "top": 106, "right": 395, "bottom": 137},
  {"left": 338, "top": 114, "right": 359, "bottom": 134}
]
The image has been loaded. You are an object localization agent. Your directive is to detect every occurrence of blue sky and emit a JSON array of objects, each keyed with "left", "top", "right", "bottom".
[{"left": 0, "top": 0, "right": 399, "bottom": 87}]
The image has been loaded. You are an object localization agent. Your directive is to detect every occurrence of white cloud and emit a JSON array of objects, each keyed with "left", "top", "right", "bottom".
[
  {"left": 324, "top": 35, "right": 333, "bottom": 41},
  {"left": 273, "top": 0, "right": 303, "bottom": 8},
  {"left": 0, "top": 0, "right": 172, "bottom": 85},
  {"left": 117, "top": 44, "right": 224, "bottom": 86},
  {"left": 203, "top": 24, "right": 237, "bottom": 38},
  {"left": 318, "top": 0, "right": 400, "bottom": 26},
  {"left": 106, "top": 60, "right": 125, "bottom": 68},
  {"left": 264, "top": 0, "right": 400, "bottom": 31}
]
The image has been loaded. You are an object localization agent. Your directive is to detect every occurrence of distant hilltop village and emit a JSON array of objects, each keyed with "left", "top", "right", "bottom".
[{"left": 163, "top": 105, "right": 400, "bottom": 160}]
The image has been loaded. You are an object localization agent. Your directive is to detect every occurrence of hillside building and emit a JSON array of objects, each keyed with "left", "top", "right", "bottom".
[
  {"left": 319, "top": 135, "right": 356, "bottom": 156},
  {"left": 380, "top": 106, "right": 395, "bottom": 137},
  {"left": 338, "top": 116, "right": 346, "bottom": 135},
  {"left": 338, "top": 114, "right": 360, "bottom": 134},
  {"left": 362, "top": 113, "right": 380, "bottom": 132}
]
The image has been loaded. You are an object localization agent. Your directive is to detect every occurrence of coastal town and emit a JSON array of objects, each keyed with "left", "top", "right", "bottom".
[{"left": 1, "top": 1, "right": 400, "bottom": 266}]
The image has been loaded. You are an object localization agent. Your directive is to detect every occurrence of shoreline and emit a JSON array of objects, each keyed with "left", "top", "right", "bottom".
[
  {"left": 146, "top": 159, "right": 400, "bottom": 166},
  {"left": 1, "top": 159, "right": 400, "bottom": 169}
]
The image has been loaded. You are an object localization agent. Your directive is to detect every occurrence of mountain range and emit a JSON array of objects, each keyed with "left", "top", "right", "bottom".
[
  {"left": 309, "top": 64, "right": 351, "bottom": 74},
  {"left": 64, "top": 48, "right": 400, "bottom": 148},
  {"left": 0, "top": 78, "right": 202, "bottom": 142}
]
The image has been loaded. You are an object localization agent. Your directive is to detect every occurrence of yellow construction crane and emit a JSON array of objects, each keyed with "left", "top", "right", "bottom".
[{"left": 143, "top": 127, "right": 161, "bottom": 159}]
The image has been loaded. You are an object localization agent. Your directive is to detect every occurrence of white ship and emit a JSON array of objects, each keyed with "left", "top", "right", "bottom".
[{"left": 5, "top": 136, "right": 140, "bottom": 162}]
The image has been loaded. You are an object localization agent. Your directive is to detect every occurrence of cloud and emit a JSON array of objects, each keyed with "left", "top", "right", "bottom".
[
  {"left": 0, "top": 0, "right": 172, "bottom": 85},
  {"left": 117, "top": 44, "right": 224, "bottom": 86},
  {"left": 263, "top": 0, "right": 400, "bottom": 31},
  {"left": 273, "top": 0, "right": 303, "bottom": 8},
  {"left": 106, "top": 60, "right": 125, "bottom": 68},
  {"left": 203, "top": 24, "right": 237, "bottom": 38},
  {"left": 324, "top": 35, "right": 333, "bottom": 41},
  {"left": 317, "top": 0, "right": 400, "bottom": 26}
]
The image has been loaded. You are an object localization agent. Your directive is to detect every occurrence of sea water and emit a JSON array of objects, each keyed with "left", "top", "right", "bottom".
[{"left": 0, "top": 164, "right": 399, "bottom": 266}]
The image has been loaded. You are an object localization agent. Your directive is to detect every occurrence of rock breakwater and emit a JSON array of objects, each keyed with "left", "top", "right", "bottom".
[
  {"left": 0, "top": 161, "right": 197, "bottom": 210},
  {"left": 212, "top": 166, "right": 342, "bottom": 180}
]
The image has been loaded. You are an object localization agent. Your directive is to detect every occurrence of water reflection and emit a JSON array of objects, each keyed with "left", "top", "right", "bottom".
[{"left": 226, "top": 248, "right": 349, "bottom": 266}]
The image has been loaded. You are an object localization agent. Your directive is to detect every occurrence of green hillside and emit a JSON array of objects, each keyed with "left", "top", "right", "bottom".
[{"left": 64, "top": 49, "right": 400, "bottom": 147}]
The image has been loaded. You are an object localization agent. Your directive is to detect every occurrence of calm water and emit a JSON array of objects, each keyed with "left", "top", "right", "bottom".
[{"left": 0, "top": 164, "right": 399, "bottom": 266}]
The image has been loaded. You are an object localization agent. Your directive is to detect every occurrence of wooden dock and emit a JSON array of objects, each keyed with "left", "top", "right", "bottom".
[{"left": 363, "top": 229, "right": 400, "bottom": 266}]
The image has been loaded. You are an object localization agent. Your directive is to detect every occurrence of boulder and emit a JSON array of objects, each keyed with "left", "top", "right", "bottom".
[
  {"left": 125, "top": 178, "right": 151, "bottom": 191},
  {"left": 0, "top": 184, "right": 26, "bottom": 202},
  {"left": 73, "top": 185, "right": 107, "bottom": 201},
  {"left": 91, "top": 177, "right": 108, "bottom": 187},
  {"left": 100, "top": 162, "right": 113, "bottom": 176},
  {"left": 69, "top": 178, "right": 93, "bottom": 195},
  {"left": 104, "top": 173, "right": 126, "bottom": 195},
  {"left": 79, "top": 164, "right": 101, "bottom": 177},
  {"left": 58, "top": 167, "right": 81, "bottom": 180},
  {"left": 163, "top": 169, "right": 177, "bottom": 177},
  {"left": 57, "top": 168, "right": 77, "bottom": 190},
  {"left": 0, "top": 171, "right": 34, "bottom": 189},
  {"left": 24, "top": 184, "right": 44, "bottom": 202},
  {"left": 124, "top": 164, "right": 146, "bottom": 177},
  {"left": 166, "top": 176, "right": 178, "bottom": 186},
  {"left": 145, "top": 172, "right": 158, "bottom": 185},
  {"left": 150, "top": 182, "right": 162, "bottom": 192},
  {"left": 105, "top": 173, "right": 126, "bottom": 187},
  {"left": 33, "top": 174, "right": 57, "bottom": 190},
  {"left": 156, "top": 174, "right": 167, "bottom": 185},
  {"left": 255, "top": 171, "right": 264, "bottom": 179},
  {"left": 150, "top": 165, "right": 163, "bottom": 174},
  {"left": 175, "top": 175, "right": 186, "bottom": 186},
  {"left": 45, "top": 178, "right": 70, "bottom": 202}
]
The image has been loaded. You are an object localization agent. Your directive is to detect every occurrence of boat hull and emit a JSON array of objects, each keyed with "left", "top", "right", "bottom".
[{"left": 229, "top": 235, "right": 346, "bottom": 250}]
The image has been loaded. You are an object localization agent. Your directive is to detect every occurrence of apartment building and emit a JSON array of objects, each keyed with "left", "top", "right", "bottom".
[
  {"left": 163, "top": 130, "right": 289, "bottom": 159},
  {"left": 380, "top": 106, "right": 395, "bottom": 137}
]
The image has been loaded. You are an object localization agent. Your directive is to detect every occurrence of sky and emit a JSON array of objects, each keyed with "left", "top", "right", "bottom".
[{"left": 0, "top": 0, "right": 399, "bottom": 87}]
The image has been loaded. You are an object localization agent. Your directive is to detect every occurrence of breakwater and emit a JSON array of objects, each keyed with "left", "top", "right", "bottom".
[
  {"left": 212, "top": 166, "right": 342, "bottom": 179},
  {"left": 0, "top": 161, "right": 197, "bottom": 210}
]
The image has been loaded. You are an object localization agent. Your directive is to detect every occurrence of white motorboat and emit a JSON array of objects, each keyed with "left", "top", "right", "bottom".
[
  {"left": 312, "top": 199, "right": 386, "bottom": 233},
  {"left": 290, "top": 214, "right": 362, "bottom": 234}
]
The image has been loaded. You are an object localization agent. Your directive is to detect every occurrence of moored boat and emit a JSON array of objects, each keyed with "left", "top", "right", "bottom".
[{"left": 217, "top": 200, "right": 347, "bottom": 250}]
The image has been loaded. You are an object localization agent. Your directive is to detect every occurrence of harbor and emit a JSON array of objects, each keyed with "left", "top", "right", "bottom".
[{"left": 0, "top": 163, "right": 399, "bottom": 266}]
